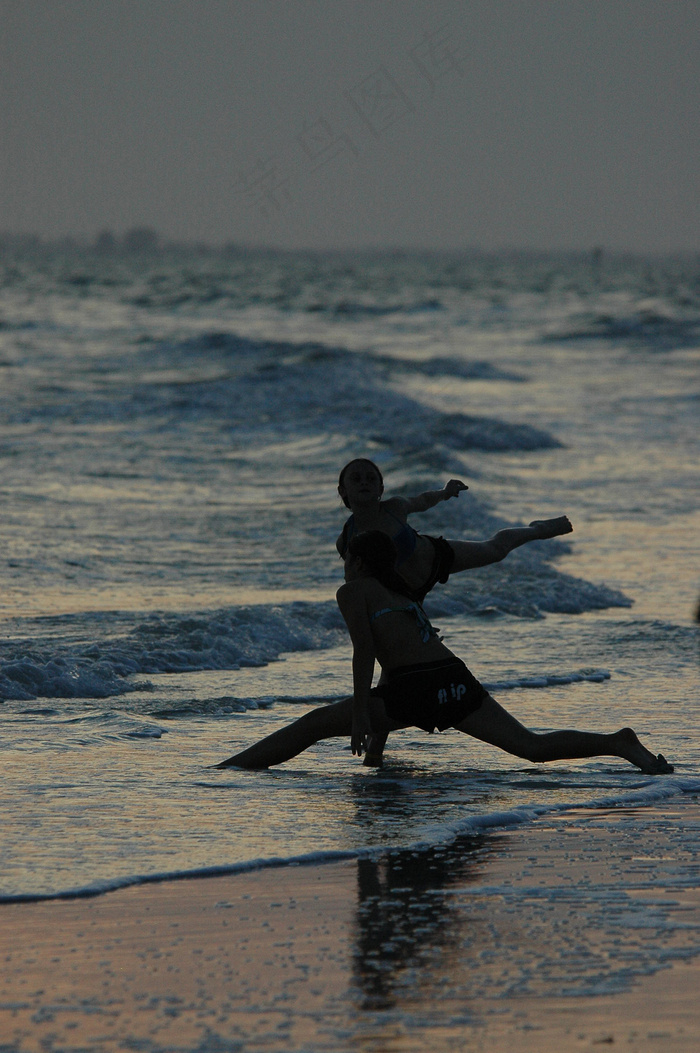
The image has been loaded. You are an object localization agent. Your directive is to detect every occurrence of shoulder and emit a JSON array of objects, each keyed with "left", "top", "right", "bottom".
[
  {"left": 336, "top": 578, "right": 370, "bottom": 607},
  {"left": 336, "top": 577, "right": 386, "bottom": 613},
  {"left": 381, "top": 496, "right": 410, "bottom": 517},
  {"left": 336, "top": 579, "right": 383, "bottom": 644}
]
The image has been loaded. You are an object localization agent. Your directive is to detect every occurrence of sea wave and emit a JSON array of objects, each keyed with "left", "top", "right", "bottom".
[
  {"left": 0, "top": 602, "right": 343, "bottom": 701},
  {"left": 5, "top": 330, "right": 557, "bottom": 452},
  {"left": 139, "top": 669, "right": 612, "bottom": 721},
  {"left": 0, "top": 564, "right": 632, "bottom": 701},
  {"left": 542, "top": 308, "right": 700, "bottom": 349}
]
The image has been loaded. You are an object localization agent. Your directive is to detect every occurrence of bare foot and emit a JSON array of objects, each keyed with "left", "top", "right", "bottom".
[
  {"left": 362, "top": 731, "right": 387, "bottom": 767},
  {"left": 615, "top": 727, "right": 674, "bottom": 774},
  {"left": 530, "top": 516, "right": 573, "bottom": 539},
  {"left": 363, "top": 751, "right": 384, "bottom": 768},
  {"left": 215, "top": 758, "right": 267, "bottom": 770}
]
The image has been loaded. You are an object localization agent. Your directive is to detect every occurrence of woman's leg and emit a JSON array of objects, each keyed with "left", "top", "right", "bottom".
[
  {"left": 217, "top": 697, "right": 353, "bottom": 769},
  {"left": 217, "top": 696, "right": 398, "bottom": 770},
  {"left": 456, "top": 693, "right": 673, "bottom": 774},
  {"left": 447, "top": 517, "right": 573, "bottom": 573}
]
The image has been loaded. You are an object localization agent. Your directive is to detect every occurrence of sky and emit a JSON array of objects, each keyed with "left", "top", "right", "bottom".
[{"left": 1, "top": 0, "right": 698, "bottom": 252}]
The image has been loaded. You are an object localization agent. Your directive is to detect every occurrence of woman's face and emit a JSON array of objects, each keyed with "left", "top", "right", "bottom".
[
  {"left": 343, "top": 550, "right": 359, "bottom": 581},
  {"left": 339, "top": 461, "right": 384, "bottom": 507}
]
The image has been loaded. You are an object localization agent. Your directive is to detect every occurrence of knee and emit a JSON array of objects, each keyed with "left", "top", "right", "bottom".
[{"left": 514, "top": 734, "right": 547, "bottom": 763}]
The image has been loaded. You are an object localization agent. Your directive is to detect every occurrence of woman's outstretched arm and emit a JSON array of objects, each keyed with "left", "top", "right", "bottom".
[{"left": 387, "top": 479, "right": 468, "bottom": 515}]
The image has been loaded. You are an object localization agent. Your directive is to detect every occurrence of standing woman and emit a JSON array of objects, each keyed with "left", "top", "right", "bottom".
[
  {"left": 218, "top": 532, "right": 672, "bottom": 775},
  {"left": 336, "top": 458, "right": 573, "bottom": 603}
]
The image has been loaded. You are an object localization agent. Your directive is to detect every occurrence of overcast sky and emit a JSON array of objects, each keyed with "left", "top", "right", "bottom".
[{"left": 2, "top": 0, "right": 698, "bottom": 251}]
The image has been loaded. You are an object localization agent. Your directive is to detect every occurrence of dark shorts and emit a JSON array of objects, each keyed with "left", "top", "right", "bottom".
[
  {"left": 370, "top": 657, "right": 488, "bottom": 733},
  {"left": 411, "top": 535, "right": 455, "bottom": 602}
]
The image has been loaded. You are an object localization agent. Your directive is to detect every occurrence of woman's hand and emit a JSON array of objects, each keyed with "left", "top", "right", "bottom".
[
  {"left": 351, "top": 704, "right": 372, "bottom": 757},
  {"left": 443, "top": 479, "right": 468, "bottom": 500}
]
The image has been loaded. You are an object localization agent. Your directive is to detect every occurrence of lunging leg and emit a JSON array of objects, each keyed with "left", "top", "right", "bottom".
[
  {"left": 218, "top": 698, "right": 354, "bottom": 769},
  {"left": 218, "top": 696, "right": 398, "bottom": 770},
  {"left": 456, "top": 694, "right": 673, "bottom": 774}
]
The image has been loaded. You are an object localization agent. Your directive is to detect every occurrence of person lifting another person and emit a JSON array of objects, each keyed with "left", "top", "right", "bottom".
[{"left": 218, "top": 530, "right": 672, "bottom": 776}]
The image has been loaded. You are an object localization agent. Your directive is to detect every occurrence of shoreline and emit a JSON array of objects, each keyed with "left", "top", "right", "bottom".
[{"left": 2, "top": 796, "right": 699, "bottom": 1051}]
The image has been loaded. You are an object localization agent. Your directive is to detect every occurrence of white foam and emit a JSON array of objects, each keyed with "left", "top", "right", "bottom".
[{"left": 483, "top": 669, "right": 610, "bottom": 692}]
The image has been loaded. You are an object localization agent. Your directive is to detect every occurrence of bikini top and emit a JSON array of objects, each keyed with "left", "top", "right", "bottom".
[
  {"left": 369, "top": 600, "right": 439, "bottom": 644},
  {"left": 339, "top": 512, "right": 419, "bottom": 565}
]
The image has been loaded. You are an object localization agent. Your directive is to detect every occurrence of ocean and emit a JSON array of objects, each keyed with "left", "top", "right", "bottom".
[{"left": 1, "top": 245, "right": 698, "bottom": 912}]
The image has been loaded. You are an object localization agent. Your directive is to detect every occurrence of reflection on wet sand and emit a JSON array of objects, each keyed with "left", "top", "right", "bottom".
[
  {"left": 352, "top": 833, "right": 503, "bottom": 1013},
  {"left": 344, "top": 800, "right": 700, "bottom": 1053}
]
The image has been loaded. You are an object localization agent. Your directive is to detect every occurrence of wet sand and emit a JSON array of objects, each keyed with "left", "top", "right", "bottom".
[{"left": 2, "top": 797, "right": 699, "bottom": 1052}]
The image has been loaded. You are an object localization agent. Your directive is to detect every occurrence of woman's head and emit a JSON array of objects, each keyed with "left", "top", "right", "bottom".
[
  {"left": 338, "top": 458, "right": 384, "bottom": 508},
  {"left": 347, "top": 529, "right": 396, "bottom": 574},
  {"left": 347, "top": 530, "right": 412, "bottom": 597}
]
